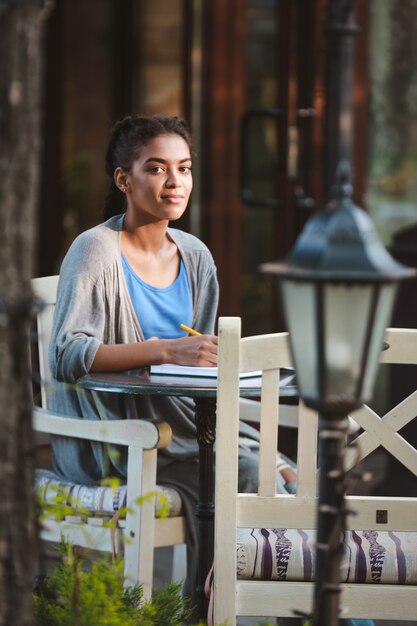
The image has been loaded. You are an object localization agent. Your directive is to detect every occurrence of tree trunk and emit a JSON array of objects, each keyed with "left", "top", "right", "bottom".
[{"left": 0, "top": 1, "right": 52, "bottom": 624}]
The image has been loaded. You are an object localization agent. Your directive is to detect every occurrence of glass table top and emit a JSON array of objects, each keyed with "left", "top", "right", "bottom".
[{"left": 77, "top": 368, "right": 297, "bottom": 399}]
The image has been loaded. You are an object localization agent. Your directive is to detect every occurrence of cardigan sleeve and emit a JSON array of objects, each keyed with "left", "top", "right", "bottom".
[
  {"left": 191, "top": 258, "right": 219, "bottom": 335},
  {"left": 49, "top": 234, "right": 106, "bottom": 384}
]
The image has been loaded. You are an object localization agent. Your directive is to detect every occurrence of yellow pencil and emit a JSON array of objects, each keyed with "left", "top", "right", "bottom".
[{"left": 180, "top": 323, "right": 202, "bottom": 336}]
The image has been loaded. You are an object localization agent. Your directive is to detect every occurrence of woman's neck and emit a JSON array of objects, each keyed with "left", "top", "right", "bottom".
[
  {"left": 120, "top": 216, "right": 179, "bottom": 287},
  {"left": 122, "top": 213, "right": 171, "bottom": 254}
]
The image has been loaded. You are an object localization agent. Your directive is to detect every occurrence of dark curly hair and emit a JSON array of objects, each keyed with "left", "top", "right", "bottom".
[{"left": 102, "top": 114, "right": 192, "bottom": 220}]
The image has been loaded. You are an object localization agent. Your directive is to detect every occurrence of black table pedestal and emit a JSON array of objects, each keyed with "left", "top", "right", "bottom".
[{"left": 194, "top": 396, "right": 217, "bottom": 620}]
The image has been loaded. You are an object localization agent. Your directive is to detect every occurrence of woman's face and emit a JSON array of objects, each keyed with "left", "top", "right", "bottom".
[{"left": 119, "top": 133, "right": 193, "bottom": 223}]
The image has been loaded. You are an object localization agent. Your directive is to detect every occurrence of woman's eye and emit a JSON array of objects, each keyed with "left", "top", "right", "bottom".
[
  {"left": 180, "top": 166, "right": 192, "bottom": 173},
  {"left": 148, "top": 166, "right": 164, "bottom": 174}
]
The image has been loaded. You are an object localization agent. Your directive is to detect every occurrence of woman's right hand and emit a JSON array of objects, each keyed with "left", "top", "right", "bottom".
[{"left": 165, "top": 334, "right": 218, "bottom": 367}]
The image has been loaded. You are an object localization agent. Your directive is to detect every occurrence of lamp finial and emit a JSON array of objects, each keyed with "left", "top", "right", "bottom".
[{"left": 332, "top": 160, "right": 353, "bottom": 201}]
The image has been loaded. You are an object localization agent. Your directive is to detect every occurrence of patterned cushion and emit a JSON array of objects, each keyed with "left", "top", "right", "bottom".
[
  {"left": 35, "top": 468, "right": 183, "bottom": 517},
  {"left": 237, "top": 528, "right": 417, "bottom": 584}
]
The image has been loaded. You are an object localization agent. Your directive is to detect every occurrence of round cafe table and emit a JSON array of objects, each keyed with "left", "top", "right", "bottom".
[{"left": 77, "top": 369, "right": 297, "bottom": 619}]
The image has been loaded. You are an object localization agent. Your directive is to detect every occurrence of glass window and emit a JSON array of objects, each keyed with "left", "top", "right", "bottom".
[
  {"left": 136, "top": 0, "right": 184, "bottom": 115},
  {"left": 242, "top": 0, "right": 280, "bottom": 334},
  {"left": 366, "top": 0, "right": 417, "bottom": 246}
]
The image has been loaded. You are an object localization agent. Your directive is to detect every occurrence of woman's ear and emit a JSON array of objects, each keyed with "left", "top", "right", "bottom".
[{"left": 114, "top": 167, "right": 129, "bottom": 193}]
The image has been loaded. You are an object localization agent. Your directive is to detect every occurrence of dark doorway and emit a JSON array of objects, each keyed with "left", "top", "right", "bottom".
[{"left": 201, "top": 0, "right": 325, "bottom": 334}]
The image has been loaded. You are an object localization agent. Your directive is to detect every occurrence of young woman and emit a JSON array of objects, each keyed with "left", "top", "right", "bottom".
[
  {"left": 48, "top": 114, "right": 292, "bottom": 618},
  {"left": 48, "top": 114, "right": 372, "bottom": 626}
]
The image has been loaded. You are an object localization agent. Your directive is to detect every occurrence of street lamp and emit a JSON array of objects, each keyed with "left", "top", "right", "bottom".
[{"left": 261, "top": 161, "right": 415, "bottom": 624}]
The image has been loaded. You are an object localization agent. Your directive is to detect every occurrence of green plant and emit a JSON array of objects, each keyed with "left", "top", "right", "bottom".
[
  {"left": 33, "top": 541, "right": 194, "bottom": 626},
  {"left": 33, "top": 542, "right": 312, "bottom": 625}
]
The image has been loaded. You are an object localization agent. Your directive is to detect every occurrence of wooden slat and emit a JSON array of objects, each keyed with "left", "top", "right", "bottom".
[
  {"left": 31, "top": 275, "right": 59, "bottom": 303},
  {"left": 295, "top": 402, "right": 318, "bottom": 497},
  {"left": 348, "top": 396, "right": 417, "bottom": 476},
  {"left": 382, "top": 328, "right": 417, "bottom": 364},
  {"left": 40, "top": 515, "right": 186, "bottom": 552},
  {"left": 32, "top": 275, "right": 59, "bottom": 408},
  {"left": 214, "top": 317, "right": 241, "bottom": 624},
  {"left": 344, "top": 495, "right": 417, "bottom": 531},
  {"left": 240, "top": 333, "right": 292, "bottom": 373},
  {"left": 236, "top": 581, "right": 417, "bottom": 620},
  {"left": 237, "top": 493, "right": 317, "bottom": 529},
  {"left": 239, "top": 397, "right": 300, "bottom": 429},
  {"left": 258, "top": 370, "right": 280, "bottom": 497}
]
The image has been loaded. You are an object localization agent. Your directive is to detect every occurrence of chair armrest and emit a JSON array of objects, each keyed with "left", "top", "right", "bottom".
[
  {"left": 239, "top": 398, "right": 299, "bottom": 428},
  {"left": 32, "top": 406, "right": 172, "bottom": 449}
]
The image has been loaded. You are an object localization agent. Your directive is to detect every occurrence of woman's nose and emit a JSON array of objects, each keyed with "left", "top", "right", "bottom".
[{"left": 165, "top": 171, "right": 181, "bottom": 188}]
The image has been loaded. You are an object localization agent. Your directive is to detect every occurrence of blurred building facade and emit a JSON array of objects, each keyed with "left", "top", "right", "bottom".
[{"left": 38, "top": 0, "right": 417, "bottom": 337}]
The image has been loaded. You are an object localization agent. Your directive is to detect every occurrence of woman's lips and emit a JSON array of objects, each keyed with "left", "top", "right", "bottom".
[{"left": 161, "top": 195, "right": 185, "bottom": 203}]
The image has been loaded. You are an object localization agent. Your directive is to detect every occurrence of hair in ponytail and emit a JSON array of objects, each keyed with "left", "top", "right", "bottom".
[{"left": 102, "top": 114, "right": 192, "bottom": 220}]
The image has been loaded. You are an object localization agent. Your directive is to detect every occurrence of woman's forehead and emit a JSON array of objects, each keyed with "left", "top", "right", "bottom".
[{"left": 137, "top": 133, "right": 191, "bottom": 161}]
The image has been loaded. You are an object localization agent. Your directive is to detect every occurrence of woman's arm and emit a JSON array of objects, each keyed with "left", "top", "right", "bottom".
[{"left": 91, "top": 334, "right": 218, "bottom": 372}]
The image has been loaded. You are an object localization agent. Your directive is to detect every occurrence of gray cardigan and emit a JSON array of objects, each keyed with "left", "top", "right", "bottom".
[{"left": 48, "top": 215, "right": 219, "bottom": 484}]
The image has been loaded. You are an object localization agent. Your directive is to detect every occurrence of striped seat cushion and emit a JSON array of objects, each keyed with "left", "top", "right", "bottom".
[
  {"left": 237, "top": 527, "right": 417, "bottom": 584},
  {"left": 35, "top": 468, "right": 183, "bottom": 517}
]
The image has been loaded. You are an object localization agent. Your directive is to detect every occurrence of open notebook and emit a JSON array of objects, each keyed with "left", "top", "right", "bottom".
[
  {"left": 150, "top": 364, "right": 261, "bottom": 378},
  {"left": 150, "top": 363, "right": 295, "bottom": 387}
]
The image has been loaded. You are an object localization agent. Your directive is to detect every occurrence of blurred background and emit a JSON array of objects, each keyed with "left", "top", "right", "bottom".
[
  {"left": 37, "top": 0, "right": 417, "bottom": 338},
  {"left": 36, "top": 0, "right": 417, "bottom": 498}
]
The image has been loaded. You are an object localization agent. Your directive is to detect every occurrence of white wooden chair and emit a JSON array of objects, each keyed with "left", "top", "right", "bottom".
[
  {"left": 31, "top": 276, "right": 186, "bottom": 598},
  {"left": 213, "top": 316, "right": 417, "bottom": 625}
]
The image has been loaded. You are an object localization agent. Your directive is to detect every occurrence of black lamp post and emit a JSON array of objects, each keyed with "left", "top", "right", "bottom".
[{"left": 262, "top": 161, "right": 415, "bottom": 624}]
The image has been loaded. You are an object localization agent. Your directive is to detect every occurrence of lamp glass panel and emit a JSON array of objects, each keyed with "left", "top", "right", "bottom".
[
  {"left": 323, "top": 283, "right": 374, "bottom": 400},
  {"left": 362, "top": 283, "right": 396, "bottom": 399},
  {"left": 281, "top": 279, "right": 318, "bottom": 399}
]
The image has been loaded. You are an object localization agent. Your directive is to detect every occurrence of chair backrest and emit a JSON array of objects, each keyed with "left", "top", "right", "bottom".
[
  {"left": 348, "top": 327, "right": 417, "bottom": 482},
  {"left": 214, "top": 317, "right": 319, "bottom": 624},
  {"left": 31, "top": 275, "right": 59, "bottom": 408},
  {"left": 213, "top": 317, "right": 417, "bottom": 625}
]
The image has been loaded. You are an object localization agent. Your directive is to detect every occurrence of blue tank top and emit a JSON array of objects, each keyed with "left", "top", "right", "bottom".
[{"left": 121, "top": 253, "right": 193, "bottom": 339}]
